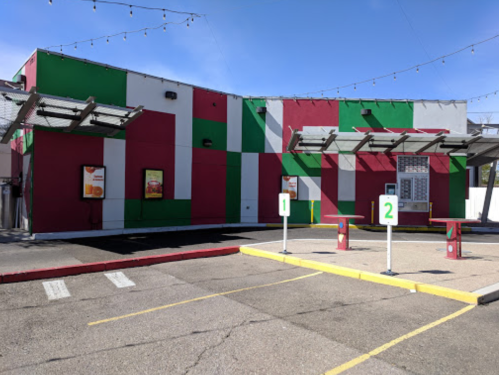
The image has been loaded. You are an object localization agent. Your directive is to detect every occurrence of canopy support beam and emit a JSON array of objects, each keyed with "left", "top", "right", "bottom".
[
  {"left": 286, "top": 129, "right": 300, "bottom": 152},
  {"left": 481, "top": 160, "right": 497, "bottom": 224},
  {"left": 1, "top": 87, "right": 39, "bottom": 144},
  {"left": 320, "top": 130, "right": 337, "bottom": 152},
  {"left": 109, "top": 105, "right": 143, "bottom": 136},
  {"left": 414, "top": 132, "right": 445, "bottom": 154},
  {"left": 384, "top": 131, "right": 409, "bottom": 154},
  {"left": 446, "top": 135, "right": 482, "bottom": 155},
  {"left": 64, "top": 96, "right": 96, "bottom": 133},
  {"left": 351, "top": 131, "right": 373, "bottom": 153}
]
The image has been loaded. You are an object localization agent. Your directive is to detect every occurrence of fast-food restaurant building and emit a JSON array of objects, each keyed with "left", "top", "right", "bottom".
[{"left": 8, "top": 49, "right": 495, "bottom": 238}]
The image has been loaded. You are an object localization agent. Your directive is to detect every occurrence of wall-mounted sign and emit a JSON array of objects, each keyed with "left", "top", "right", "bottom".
[
  {"left": 82, "top": 166, "right": 106, "bottom": 199},
  {"left": 144, "top": 169, "right": 164, "bottom": 199},
  {"left": 282, "top": 175, "right": 298, "bottom": 200}
]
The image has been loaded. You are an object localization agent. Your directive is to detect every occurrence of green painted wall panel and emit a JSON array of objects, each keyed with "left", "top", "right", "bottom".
[
  {"left": 226, "top": 152, "right": 241, "bottom": 223},
  {"left": 285, "top": 200, "right": 321, "bottom": 224},
  {"left": 282, "top": 153, "right": 322, "bottom": 177},
  {"left": 449, "top": 156, "right": 466, "bottom": 218},
  {"left": 338, "top": 201, "right": 356, "bottom": 224},
  {"left": 242, "top": 98, "right": 266, "bottom": 153},
  {"left": 339, "top": 101, "right": 414, "bottom": 132},
  {"left": 36, "top": 52, "right": 127, "bottom": 107},
  {"left": 23, "top": 131, "right": 34, "bottom": 154},
  {"left": 124, "top": 199, "right": 191, "bottom": 228},
  {"left": 192, "top": 118, "right": 227, "bottom": 151}
]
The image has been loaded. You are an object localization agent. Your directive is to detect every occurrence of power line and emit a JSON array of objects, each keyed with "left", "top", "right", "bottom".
[{"left": 294, "top": 31, "right": 499, "bottom": 97}]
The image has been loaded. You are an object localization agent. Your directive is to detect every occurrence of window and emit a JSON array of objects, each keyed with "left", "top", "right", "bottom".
[{"left": 397, "top": 156, "right": 429, "bottom": 212}]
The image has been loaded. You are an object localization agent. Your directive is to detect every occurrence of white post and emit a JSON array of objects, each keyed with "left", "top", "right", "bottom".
[
  {"left": 283, "top": 215, "right": 288, "bottom": 254},
  {"left": 387, "top": 224, "right": 392, "bottom": 273}
]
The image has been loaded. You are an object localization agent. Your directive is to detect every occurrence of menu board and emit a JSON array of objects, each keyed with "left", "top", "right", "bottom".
[
  {"left": 144, "top": 169, "right": 164, "bottom": 199},
  {"left": 282, "top": 175, "right": 298, "bottom": 200},
  {"left": 83, "top": 166, "right": 106, "bottom": 199}
]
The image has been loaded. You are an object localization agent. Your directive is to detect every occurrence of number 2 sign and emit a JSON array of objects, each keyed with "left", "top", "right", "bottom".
[{"left": 379, "top": 195, "right": 398, "bottom": 226}]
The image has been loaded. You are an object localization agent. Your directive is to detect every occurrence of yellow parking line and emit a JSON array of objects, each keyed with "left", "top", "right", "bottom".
[
  {"left": 88, "top": 271, "right": 322, "bottom": 326},
  {"left": 324, "top": 305, "right": 475, "bottom": 374}
]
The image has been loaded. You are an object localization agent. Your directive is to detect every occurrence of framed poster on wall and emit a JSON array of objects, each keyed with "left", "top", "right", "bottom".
[
  {"left": 144, "top": 169, "right": 164, "bottom": 199},
  {"left": 82, "top": 166, "right": 106, "bottom": 199},
  {"left": 282, "top": 175, "right": 298, "bottom": 200}
]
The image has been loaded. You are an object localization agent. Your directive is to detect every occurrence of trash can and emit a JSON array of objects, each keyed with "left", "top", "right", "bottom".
[{"left": 0, "top": 183, "right": 15, "bottom": 229}]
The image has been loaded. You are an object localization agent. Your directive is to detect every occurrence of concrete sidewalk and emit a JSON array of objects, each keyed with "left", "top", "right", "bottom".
[{"left": 241, "top": 238, "right": 499, "bottom": 303}]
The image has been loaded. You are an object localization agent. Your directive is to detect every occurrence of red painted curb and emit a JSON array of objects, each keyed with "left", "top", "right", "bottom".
[{"left": 0, "top": 246, "right": 239, "bottom": 284}]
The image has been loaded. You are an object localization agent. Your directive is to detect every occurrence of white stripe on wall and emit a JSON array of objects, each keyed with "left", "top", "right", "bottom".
[
  {"left": 105, "top": 272, "right": 136, "bottom": 288},
  {"left": 241, "top": 153, "right": 259, "bottom": 222},
  {"left": 298, "top": 177, "right": 322, "bottom": 201},
  {"left": 265, "top": 99, "right": 283, "bottom": 153},
  {"left": 413, "top": 101, "right": 467, "bottom": 134},
  {"left": 338, "top": 154, "right": 356, "bottom": 201},
  {"left": 174, "top": 145, "right": 192, "bottom": 199},
  {"left": 103, "top": 138, "right": 126, "bottom": 229},
  {"left": 227, "top": 96, "right": 242, "bottom": 152},
  {"left": 43, "top": 280, "right": 71, "bottom": 300}
]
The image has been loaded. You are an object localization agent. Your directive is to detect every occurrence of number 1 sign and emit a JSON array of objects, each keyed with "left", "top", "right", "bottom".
[{"left": 379, "top": 195, "right": 398, "bottom": 226}]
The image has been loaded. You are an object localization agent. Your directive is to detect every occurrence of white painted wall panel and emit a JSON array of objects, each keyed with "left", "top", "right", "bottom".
[
  {"left": 0, "top": 143, "right": 11, "bottom": 180},
  {"left": 126, "top": 72, "right": 193, "bottom": 147},
  {"left": 466, "top": 187, "right": 499, "bottom": 221},
  {"left": 241, "top": 199, "right": 258, "bottom": 223},
  {"left": 265, "top": 99, "right": 283, "bottom": 153},
  {"left": 103, "top": 138, "right": 126, "bottom": 199},
  {"left": 241, "top": 153, "right": 259, "bottom": 200},
  {"left": 174, "top": 145, "right": 192, "bottom": 199},
  {"left": 298, "top": 177, "right": 322, "bottom": 201},
  {"left": 413, "top": 101, "right": 467, "bottom": 134},
  {"left": 241, "top": 153, "right": 259, "bottom": 222},
  {"left": 227, "top": 96, "right": 242, "bottom": 152},
  {"left": 103, "top": 199, "right": 124, "bottom": 229},
  {"left": 338, "top": 154, "right": 356, "bottom": 201}
]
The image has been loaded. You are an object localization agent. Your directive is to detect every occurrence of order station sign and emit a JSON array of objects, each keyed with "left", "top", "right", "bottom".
[{"left": 379, "top": 195, "right": 398, "bottom": 276}]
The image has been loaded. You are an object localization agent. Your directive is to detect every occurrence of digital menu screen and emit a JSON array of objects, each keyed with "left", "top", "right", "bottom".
[
  {"left": 144, "top": 169, "right": 164, "bottom": 199},
  {"left": 83, "top": 166, "right": 106, "bottom": 199},
  {"left": 282, "top": 175, "right": 298, "bottom": 200}
]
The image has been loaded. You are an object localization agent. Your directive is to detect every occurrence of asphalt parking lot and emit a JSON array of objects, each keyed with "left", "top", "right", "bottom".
[{"left": 1, "top": 252, "right": 499, "bottom": 374}]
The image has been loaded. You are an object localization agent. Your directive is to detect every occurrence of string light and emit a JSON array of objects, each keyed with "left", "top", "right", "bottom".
[
  {"left": 49, "top": 0, "right": 52, "bottom": 4},
  {"left": 354, "top": 84, "right": 356, "bottom": 91},
  {"left": 45, "top": 18, "right": 191, "bottom": 52},
  {"left": 163, "top": 10, "right": 166, "bottom": 20},
  {"left": 373, "top": 80, "right": 375, "bottom": 87},
  {"left": 74, "top": 44, "right": 77, "bottom": 50},
  {"left": 91, "top": 40, "right": 94, "bottom": 47},
  {"left": 293, "top": 30, "right": 499, "bottom": 97},
  {"left": 472, "top": 45, "right": 474, "bottom": 54},
  {"left": 187, "top": 22, "right": 189, "bottom": 28},
  {"left": 130, "top": 5, "right": 132, "bottom": 17},
  {"left": 93, "top": 0, "right": 96, "bottom": 11}
]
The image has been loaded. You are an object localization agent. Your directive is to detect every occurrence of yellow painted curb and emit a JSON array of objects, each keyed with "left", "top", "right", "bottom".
[
  {"left": 239, "top": 246, "right": 482, "bottom": 305},
  {"left": 265, "top": 224, "right": 471, "bottom": 233}
]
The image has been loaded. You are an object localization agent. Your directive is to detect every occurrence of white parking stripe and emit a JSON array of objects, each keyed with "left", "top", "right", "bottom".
[
  {"left": 43, "top": 280, "right": 71, "bottom": 300},
  {"left": 105, "top": 272, "right": 136, "bottom": 288}
]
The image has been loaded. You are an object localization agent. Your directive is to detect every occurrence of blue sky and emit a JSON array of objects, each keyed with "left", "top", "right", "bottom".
[{"left": 1, "top": 0, "right": 499, "bottom": 122}]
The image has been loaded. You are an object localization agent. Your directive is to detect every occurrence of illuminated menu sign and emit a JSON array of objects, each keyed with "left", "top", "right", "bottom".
[
  {"left": 82, "top": 166, "right": 106, "bottom": 199},
  {"left": 144, "top": 169, "right": 164, "bottom": 199},
  {"left": 282, "top": 175, "right": 298, "bottom": 200}
]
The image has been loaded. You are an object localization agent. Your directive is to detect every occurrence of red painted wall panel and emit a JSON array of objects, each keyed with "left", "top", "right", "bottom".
[
  {"left": 258, "top": 153, "right": 282, "bottom": 223},
  {"left": 191, "top": 148, "right": 226, "bottom": 225},
  {"left": 282, "top": 99, "right": 339, "bottom": 153},
  {"left": 32, "top": 130, "right": 103, "bottom": 233},
  {"left": 429, "top": 154, "right": 449, "bottom": 219},
  {"left": 355, "top": 153, "right": 397, "bottom": 225},
  {"left": 126, "top": 109, "right": 175, "bottom": 145},
  {"left": 193, "top": 88, "right": 227, "bottom": 123},
  {"left": 321, "top": 153, "right": 339, "bottom": 224},
  {"left": 125, "top": 142, "right": 175, "bottom": 200},
  {"left": 24, "top": 52, "right": 37, "bottom": 92}
]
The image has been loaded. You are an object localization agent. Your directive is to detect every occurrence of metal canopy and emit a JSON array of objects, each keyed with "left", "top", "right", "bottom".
[
  {"left": 289, "top": 129, "right": 499, "bottom": 167},
  {"left": 0, "top": 86, "right": 143, "bottom": 143}
]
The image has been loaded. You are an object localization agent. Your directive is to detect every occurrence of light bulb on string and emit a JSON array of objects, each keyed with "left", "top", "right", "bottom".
[
  {"left": 163, "top": 26, "right": 166, "bottom": 32},
  {"left": 442, "top": 59, "right": 445, "bottom": 65},
  {"left": 495, "top": 92, "right": 497, "bottom": 96},
  {"left": 123, "top": 33, "right": 127, "bottom": 41},
  {"left": 373, "top": 80, "right": 375, "bottom": 87},
  {"left": 74, "top": 44, "right": 77, "bottom": 50},
  {"left": 91, "top": 40, "right": 94, "bottom": 47},
  {"left": 478, "top": 97, "right": 480, "bottom": 102},
  {"left": 486, "top": 95, "right": 488, "bottom": 100},
  {"left": 49, "top": 0, "right": 52, "bottom": 5},
  {"left": 60, "top": 46, "right": 62, "bottom": 53},
  {"left": 93, "top": 1, "right": 96, "bottom": 12},
  {"left": 187, "top": 22, "right": 190, "bottom": 28},
  {"left": 130, "top": 6, "right": 133, "bottom": 17},
  {"left": 394, "top": 73, "right": 396, "bottom": 81},
  {"left": 144, "top": 30, "right": 147, "bottom": 37},
  {"left": 337, "top": 88, "right": 339, "bottom": 95},
  {"left": 354, "top": 84, "right": 356, "bottom": 91},
  {"left": 163, "top": 10, "right": 166, "bottom": 20},
  {"left": 192, "top": 16, "right": 194, "bottom": 22},
  {"left": 416, "top": 66, "right": 419, "bottom": 73},
  {"left": 107, "top": 37, "right": 109, "bottom": 44},
  {"left": 472, "top": 45, "right": 474, "bottom": 54},
  {"left": 471, "top": 99, "right": 473, "bottom": 103}
]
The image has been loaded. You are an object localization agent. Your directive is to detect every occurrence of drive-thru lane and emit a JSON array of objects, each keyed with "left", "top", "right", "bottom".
[{"left": 1, "top": 253, "right": 498, "bottom": 374}]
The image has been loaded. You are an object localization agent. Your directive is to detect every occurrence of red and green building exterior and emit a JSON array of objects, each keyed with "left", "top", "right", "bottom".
[{"left": 12, "top": 50, "right": 468, "bottom": 236}]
